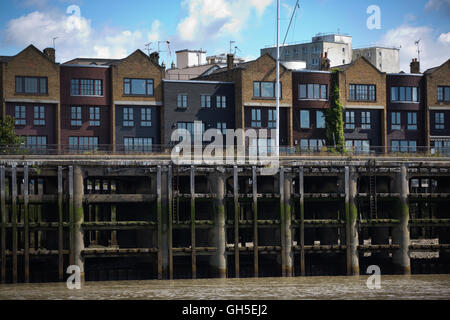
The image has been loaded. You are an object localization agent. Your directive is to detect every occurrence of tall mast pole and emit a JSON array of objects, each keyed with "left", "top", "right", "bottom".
[{"left": 276, "top": 0, "right": 280, "bottom": 156}]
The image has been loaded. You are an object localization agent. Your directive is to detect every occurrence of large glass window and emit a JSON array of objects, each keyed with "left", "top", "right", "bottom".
[
  {"left": 254, "top": 82, "right": 281, "bottom": 98},
  {"left": 69, "top": 136, "right": 98, "bottom": 152},
  {"left": 437, "top": 86, "right": 450, "bottom": 102},
  {"left": 349, "top": 84, "right": 376, "bottom": 101},
  {"left": 299, "top": 139, "right": 325, "bottom": 152},
  {"left": 123, "top": 108, "right": 134, "bottom": 127},
  {"left": 89, "top": 107, "right": 100, "bottom": 127},
  {"left": 268, "top": 110, "right": 277, "bottom": 128},
  {"left": 391, "top": 87, "right": 419, "bottom": 102},
  {"left": 15, "top": 106, "right": 26, "bottom": 125},
  {"left": 124, "top": 78, "right": 154, "bottom": 96},
  {"left": 201, "top": 95, "right": 211, "bottom": 108},
  {"left": 26, "top": 136, "right": 47, "bottom": 154},
  {"left": 392, "top": 140, "right": 417, "bottom": 153},
  {"left": 33, "top": 106, "right": 45, "bottom": 126},
  {"left": 124, "top": 137, "right": 153, "bottom": 153},
  {"left": 71, "top": 106, "right": 82, "bottom": 126},
  {"left": 345, "top": 140, "right": 370, "bottom": 154},
  {"left": 407, "top": 112, "right": 417, "bottom": 130},
  {"left": 251, "top": 109, "right": 262, "bottom": 128},
  {"left": 216, "top": 96, "right": 227, "bottom": 108},
  {"left": 299, "top": 84, "right": 328, "bottom": 100},
  {"left": 15, "top": 76, "right": 47, "bottom": 94},
  {"left": 316, "top": 111, "right": 325, "bottom": 129},
  {"left": 434, "top": 140, "right": 450, "bottom": 156},
  {"left": 177, "top": 94, "right": 188, "bottom": 108},
  {"left": 141, "top": 108, "right": 152, "bottom": 127},
  {"left": 345, "top": 111, "right": 355, "bottom": 129},
  {"left": 361, "top": 111, "right": 371, "bottom": 129},
  {"left": 435, "top": 112, "right": 445, "bottom": 130},
  {"left": 300, "top": 110, "right": 310, "bottom": 129},
  {"left": 71, "top": 79, "right": 103, "bottom": 96},
  {"left": 391, "top": 112, "right": 401, "bottom": 130}
]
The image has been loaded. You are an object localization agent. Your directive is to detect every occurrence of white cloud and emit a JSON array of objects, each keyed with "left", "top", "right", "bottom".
[
  {"left": 425, "top": 0, "right": 450, "bottom": 15},
  {"left": 176, "top": 0, "right": 272, "bottom": 43},
  {"left": 378, "top": 24, "right": 449, "bottom": 72},
  {"left": 3, "top": 5, "right": 163, "bottom": 63}
]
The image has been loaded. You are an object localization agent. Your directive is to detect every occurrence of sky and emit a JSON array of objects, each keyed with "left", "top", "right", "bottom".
[{"left": 0, "top": 0, "right": 449, "bottom": 72}]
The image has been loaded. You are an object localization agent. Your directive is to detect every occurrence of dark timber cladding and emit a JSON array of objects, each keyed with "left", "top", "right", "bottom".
[
  {"left": 60, "top": 65, "right": 111, "bottom": 147},
  {"left": 292, "top": 70, "right": 332, "bottom": 147},
  {"left": 386, "top": 73, "right": 426, "bottom": 148},
  {"left": 162, "top": 80, "right": 235, "bottom": 145},
  {"left": 0, "top": 156, "right": 449, "bottom": 282}
]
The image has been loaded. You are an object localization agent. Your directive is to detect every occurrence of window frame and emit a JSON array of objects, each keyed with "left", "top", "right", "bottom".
[
  {"left": 361, "top": 111, "right": 371, "bottom": 129},
  {"left": 201, "top": 95, "right": 212, "bottom": 108},
  {"left": 251, "top": 109, "right": 262, "bottom": 128},
  {"left": 345, "top": 111, "right": 355, "bottom": 130},
  {"left": 391, "top": 86, "right": 420, "bottom": 103},
  {"left": 15, "top": 76, "right": 48, "bottom": 94},
  {"left": 71, "top": 79, "right": 103, "bottom": 97},
  {"left": 253, "top": 81, "right": 282, "bottom": 99},
  {"left": 435, "top": 112, "right": 445, "bottom": 130},
  {"left": 349, "top": 84, "right": 376, "bottom": 101},
  {"left": 123, "top": 78, "right": 154, "bottom": 96},
  {"left": 299, "top": 83, "right": 328, "bottom": 100},
  {"left": 300, "top": 110, "right": 310, "bottom": 129},
  {"left": 391, "top": 112, "right": 401, "bottom": 131},
  {"left": 177, "top": 94, "right": 188, "bottom": 108},
  {"left": 15, "top": 105, "right": 26, "bottom": 126},
  {"left": 141, "top": 108, "right": 152, "bottom": 127},
  {"left": 71, "top": 106, "right": 82, "bottom": 127},
  {"left": 89, "top": 107, "right": 101, "bottom": 127},
  {"left": 407, "top": 112, "right": 417, "bottom": 130},
  {"left": 33, "top": 106, "right": 45, "bottom": 126},
  {"left": 316, "top": 110, "right": 325, "bottom": 129}
]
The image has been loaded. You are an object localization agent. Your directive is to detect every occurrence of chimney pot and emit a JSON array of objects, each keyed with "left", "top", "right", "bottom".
[{"left": 43, "top": 47, "right": 55, "bottom": 63}]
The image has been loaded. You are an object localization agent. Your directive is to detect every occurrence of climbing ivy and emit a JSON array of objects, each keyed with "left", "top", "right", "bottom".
[
  {"left": 0, "top": 115, "right": 24, "bottom": 153},
  {"left": 325, "top": 70, "right": 345, "bottom": 152}
]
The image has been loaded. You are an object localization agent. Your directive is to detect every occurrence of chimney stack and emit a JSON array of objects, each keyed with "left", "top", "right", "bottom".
[
  {"left": 43, "top": 47, "right": 55, "bottom": 63},
  {"left": 320, "top": 52, "right": 331, "bottom": 71},
  {"left": 150, "top": 51, "right": 160, "bottom": 65},
  {"left": 227, "top": 54, "right": 234, "bottom": 70},
  {"left": 410, "top": 58, "right": 420, "bottom": 74}
]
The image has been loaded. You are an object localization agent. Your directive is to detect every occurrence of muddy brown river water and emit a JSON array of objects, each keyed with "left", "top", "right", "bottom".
[{"left": 0, "top": 275, "right": 449, "bottom": 300}]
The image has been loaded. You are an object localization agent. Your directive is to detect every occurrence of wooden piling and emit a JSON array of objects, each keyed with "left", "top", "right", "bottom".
[
  {"left": 24, "top": 165, "right": 30, "bottom": 283},
  {"left": 233, "top": 166, "right": 239, "bottom": 278},
  {"left": 12, "top": 164, "right": 17, "bottom": 283},
  {"left": 252, "top": 166, "right": 258, "bottom": 278},
  {"left": 168, "top": 165, "right": 173, "bottom": 280},
  {"left": 345, "top": 166, "right": 359, "bottom": 276},
  {"left": 284, "top": 171, "right": 293, "bottom": 277},
  {"left": 73, "top": 166, "right": 85, "bottom": 281},
  {"left": 299, "top": 166, "right": 305, "bottom": 276},
  {"left": 1, "top": 166, "right": 6, "bottom": 283},
  {"left": 157, "top": 165, "right": 163, "bottom": 280},
  {"left": 190, "top": 166, "right": 196, "bottom": 279},
  {"left": 68, "top": 166, "right": 74, "bottom": 266},
  {"left": 57, "top": 166, "right": 64, "bottom": 281},
  {"left": 280, "top": 167, "right": 286, "bottom": 276}
]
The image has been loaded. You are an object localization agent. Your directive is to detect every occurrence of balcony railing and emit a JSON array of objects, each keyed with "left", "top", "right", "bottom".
[{"left": 0, "top": 144, "right": 449, "bottom": 158}]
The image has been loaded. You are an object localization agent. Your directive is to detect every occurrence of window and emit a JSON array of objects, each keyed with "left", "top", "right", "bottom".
[
  {"left": 217, "top": 122, "right": 227, "bottom": 135},
  {"left": 345, "top": 111, "right": 355, "bottom": 129},
  {"left": 251, "top": 109, "right": 262, "bottom": 128},
  {"left": 201, "top": 95, "right": 211, "bottom": 108},
  {"left": 71, "top": 106, "right": 82, "bottom": 126},
  {"left": 300, "top": 110, "right": 310, "bottom": 129},
  {"left": 249, "top": 138, "right": 276, "bottom": 156},
  {"left": 268, "top": 110, "right": 276, "bottom": 128},
  {"left": 391, "top": 112, "right": 401, "bottom": 130},
  {"left": 434, "top": 140, "right": 450, "bottom": 156},
  {"left": 300, "top": 139, "right": 324, "bottom": 152},
  {"left": 124, "top": 78, "right": 154, "bottom": 96},
  {"left": 216, "top": 96, "right": 227, "bottom": 108},
  {"left": 392, "top": 140, "right": 417, "bottom": 153},
  {"left": 33, "top": 106, "right": 45, "bottom": 126},
  {"left": 141, "top": 108, "right": 152, "bottom": 127},
  {"left": 345, "top": 140, "right": 370, "bottom": 154},
  {"left": 435, "top": 112, "right": 445, "bottom": 130},
  {"left": 15, "top": 106, "right": 26, "bottom": 125},
  {"left": 312, "top": 58, "right": 319, "bottom": 66},
  {"left": 407, "top": 112, "right": 417, "bottom": 130},
  {"left": 89, "top": 107, "right": 100, "bottom": 127},
  {"left": 71, "top": 79, "right": 103, "bottom": 96},
  {"left": 25, "top": 136, "right": 47, "bottom": 153},
  {"left": 124, "top": 138, "right": 153, "bottom": 153},
  {"left": 361, "top": 111, "right": 371, "bottom": 129},
  {"left": 123, "top": 108, "right": 134, "bottom": 127},
  {"left": 437, "top": 86, "right": 450, "bottom": 102},
  {"left": 177, "top": 94, "right": 188, "bottom": 108},
  {"left": 299, "top": 84, "right": 328, "bottom": 100},
  {"left": 391, "top": 87, "right": 419, "bottom": 102},
  {"left": 177, "top": 122, "right": 205, "bottom": 138},
  {"left": 316, "top": 111, "right": 325, "bottom": 129},
  {"left": 69, "top": 136, "right": 98, "bottom": 152},
  {"left": 253, "top": 82, "right": 281, "bottom": 98},
  {"left": 349, "top": 84, "right": 376, "bottom": 101},
  {"left": 15, "top": 76, "right": 47, "bottom": 94}
]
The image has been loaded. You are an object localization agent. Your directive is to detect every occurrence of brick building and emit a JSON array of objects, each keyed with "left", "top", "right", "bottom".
[
  {"left": 1, "top": 45, "right": 60, "bottom": 152},
  {"left": 334, "top": 57, "right": 387, "bottom": 153}
]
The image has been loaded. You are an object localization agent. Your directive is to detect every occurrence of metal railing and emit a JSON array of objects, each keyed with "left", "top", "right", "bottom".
[{"left": 1, "top": 144, "right": 449, "bottom": 158}]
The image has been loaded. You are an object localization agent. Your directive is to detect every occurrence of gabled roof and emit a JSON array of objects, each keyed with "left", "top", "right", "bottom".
[
  {"left": 424, "top": 59, "right": 450, "bottom": 75},
  {"left": 2, "top": 44, "right": 57, "bottom": 64},
  {"left": 333, "top": 56, "right": 384, "bottom": 74}
]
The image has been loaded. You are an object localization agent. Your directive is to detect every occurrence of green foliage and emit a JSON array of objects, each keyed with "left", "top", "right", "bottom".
[
  {"left": 325, "top": 71, "right": 345, "bottom": 152},
  {"left": 0, "top": 116, "right": 24, "bottom": 152}
]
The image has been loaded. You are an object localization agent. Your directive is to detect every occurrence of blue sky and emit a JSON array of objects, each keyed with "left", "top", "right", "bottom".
[{"left": 0, "top": 0, "right": 449, "bottom": 71}]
